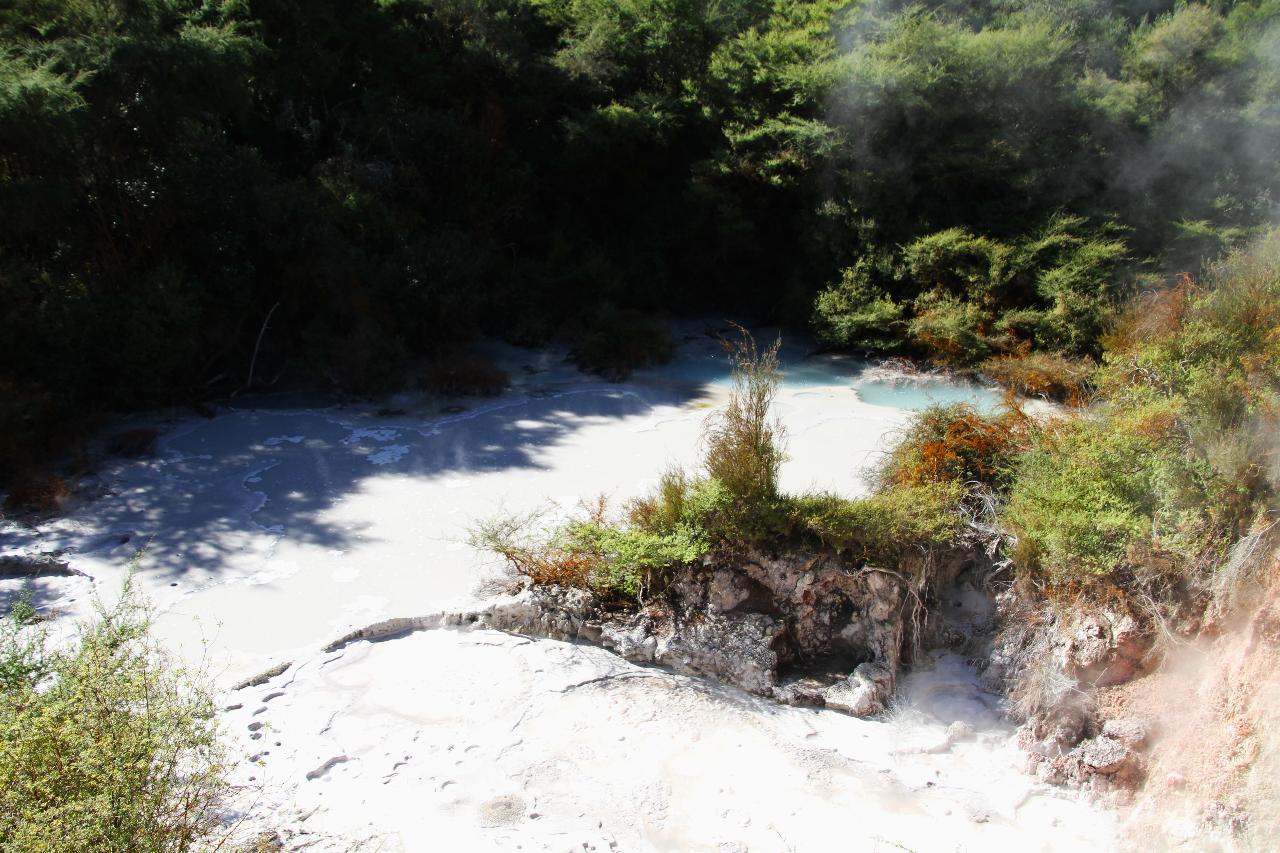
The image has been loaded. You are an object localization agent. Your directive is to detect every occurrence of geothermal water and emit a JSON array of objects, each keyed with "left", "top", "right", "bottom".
[{"left": 0, "top": 333, "right": 1107, "bottom": 851}]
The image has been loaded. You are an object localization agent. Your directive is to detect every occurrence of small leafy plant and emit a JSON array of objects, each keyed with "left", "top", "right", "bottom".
[{"left": 0, "top": 579, "right": 231, "bottom": 852}]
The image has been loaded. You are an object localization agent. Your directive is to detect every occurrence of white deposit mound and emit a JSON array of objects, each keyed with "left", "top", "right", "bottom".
[
  {"left": 1, "top": 339, "right": 1110, "bottom": 851},
  {"left": 223, "top": 632, "right": 1110, "bottom": 852}
]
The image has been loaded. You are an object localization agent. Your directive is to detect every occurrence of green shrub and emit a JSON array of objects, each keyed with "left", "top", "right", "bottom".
[
  {"left": 1019, "top": 216, "right": 1126, "bottom": 357},
  {"left": 0, "top": 581, "right": 230, "bottom": 852},
  {"left": 979, "top": 351, "right": 1095, "bottom": 403},
  {"left": 812, "top": 260, "right": 906, "bottom": 352},
  {"left": 1094, "top": 232, "right": 1280, "bottom": 550},
  {"left": 626, "top": 469, "right": 733, "bottom": 537},
  {"left": 0, "top": 597, "right": 47, "bottom": 692},
  {"left": 470, "top": 491, "right": 721, "bottom": 602},
  {"left": 789, "top": 482, "right": 966, "bottom": 565},
  {"left": 875, "top": 402, "right": 1037, "bottom": 493},
  {"left": 907, "top": 290, "right": 998, "bottom": 366},
  {"left": 1004, "top": 419, "right": 1158, "bottom": 580},
  {"left": 560, "top": 519, "right": 712, "bottom": 599},
  {"left": 626, "top": 467, "right": 694, "bottom": 534},
  {"left": 814, "top": 217, "right": 1127, "bottom": 367},
  {"left": 903, "top": 228, "right": 1013, "bottom": 300}
]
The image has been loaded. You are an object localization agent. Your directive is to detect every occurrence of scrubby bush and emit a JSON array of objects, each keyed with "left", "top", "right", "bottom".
[
  {"left": 1004, "top": 419, "right": 1159, "bottom": 580},
  {"left": 558, "top": 517, "right": 714, "bottom": 599},
  {"left": 420, "top": 351, "right": 510, "bottom": 397},
  {"left": 812, "top": 260, "right": 905, "bottom": 352},
  {"left": 3, "top": 471, "right": 70, "bottom": 515},
  {"left": 903, "top": 228, "right": 1012, "bottom": 300},
  {"left": 0, "top": 597, "right": 46, "bottom": 692},
  {"left": 1005, "top": 231, "right": 1280, "bottom": 588},
  {"left": 815, "top": 217, "right": 1128, "bottom": 369},
  {"left": 906, "top": 291, "right": 998, "bottom": 367},
  {"left": 787, "top": 483, "right": 966, "bottom": 565},
  {"left": 979, "top": 352, "right": 1095, "bottom": 403},
  {"left": 570, "top": 309, "right": 676, "bottom": 380},
  {"left": 470, "top": 490, "right": 723, "bottom": 601},
  {"left": 0, "top": 581, "right": 231, "bottom": 852},
  {"left": 626, "top": 468, "right": 733, "bottom": 537},
  {"left": 469, "top": 509, "right": 600, "bottom": 590},
  {"left": 876, "top": 402, "right": 1038, "bottom": 493}
]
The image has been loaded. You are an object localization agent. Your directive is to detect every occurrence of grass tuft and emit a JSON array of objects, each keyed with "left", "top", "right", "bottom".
[{"left": 702, "top": 326, "right": 786, "bottom": 504}]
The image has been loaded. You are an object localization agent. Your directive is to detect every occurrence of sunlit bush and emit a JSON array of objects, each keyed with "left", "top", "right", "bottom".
[
  {"left": 812, "top": 260, "right": 906, "bottom": 352},
  {"left": 470, "top": 493, "right": 720, "bottom": 601},
  {"left": 702, "top": 329, "right": 787, "bottom": 504},
  {"left": 1005, "top": 230, "right": 1280, "bottom": 587},
  {"left": 979, "top": 351, "right": 1095, "bottom": 403},
  {"left": 0, "top": 582, "right": 231, "bottom": 852},
  {"left": 1004, "top": 419, "right": 1158, "bottom": 580},
  {"left": 907, "top": 290, "right": 997, "bottom": 366},
  {"left": 875, "top": 402, "right": 1038, "bottom": 493},
  {"left": 787, "top": 483, "right": 966, "bottom": 565}
]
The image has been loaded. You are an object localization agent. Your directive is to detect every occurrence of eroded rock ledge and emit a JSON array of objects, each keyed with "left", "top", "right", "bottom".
[
  {"left": 309, "top": 540, "right": 1180, "bottom": 805},
  {"left": 325, "top": 544, "right": 985, "bottom": 719}
]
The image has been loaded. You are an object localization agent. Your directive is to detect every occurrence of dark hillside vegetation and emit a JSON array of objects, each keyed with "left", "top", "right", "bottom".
[{"left": 1, "top": 0, "right": 1278, "bottom": 478}]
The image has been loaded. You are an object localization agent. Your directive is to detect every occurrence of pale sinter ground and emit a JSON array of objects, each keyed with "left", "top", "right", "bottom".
[{"left": 1, "top": 334, "right": 1109, "bottom": 851}]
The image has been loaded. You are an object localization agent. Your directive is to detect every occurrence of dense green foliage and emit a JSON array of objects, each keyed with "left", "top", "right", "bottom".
[
  {"left": 873, "top": 232, "right": 1280, "bottom": 593},
  {"left": 786, "top": 482, "right": 966, "bottom": 563},
  {"left": 3, "top": 1, "right": 1278, "bottom": 476},
  {"left": 0, "top": 583, "right": 230, "bottom": 851},
  {"left": 815, "top": 217, "right": 1129, "bottom": 366},
  {"left": 1006, "top": 232, "right": 1280, "bottom": 586}
]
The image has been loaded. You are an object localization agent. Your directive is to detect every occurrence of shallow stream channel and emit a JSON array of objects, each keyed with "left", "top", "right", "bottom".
[{"left": 1, "top": 329, "right": 1112, "bottom": 852}]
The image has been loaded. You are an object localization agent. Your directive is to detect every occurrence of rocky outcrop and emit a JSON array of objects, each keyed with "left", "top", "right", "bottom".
[
  {"left": 1024, "top": 717, "right": 1149, "bottom": 797},
  {"left": 820, "top": 663, "right": 894, "bottom": 716},
  {"left": 471, "top": 552, "right": 909, "bottom": 713},
  {"left": 985, "top": 594, "right": 1157, "bottom": 796},
  {"left": 329, "top": 544, "right": 987, "bottom": 718},
  {"left": 577, "top": 546, "right": 987, "bottom": 714},
  {"left": 0, "top": 552, "right": 84, "bottom": 577},
  {"left": 1061, "top": 612, "right": 1150, "bottom": 688}
]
